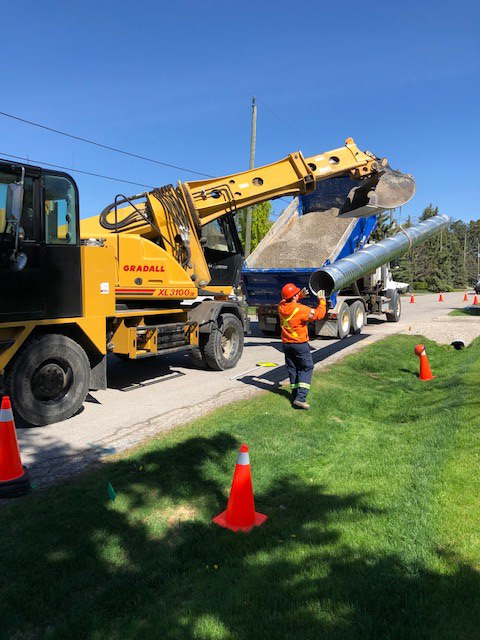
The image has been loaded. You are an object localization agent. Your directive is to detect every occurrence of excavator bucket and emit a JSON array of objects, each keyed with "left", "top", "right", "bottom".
[{"left": 338, "top": 166, "right": 415, "bottom": 218}]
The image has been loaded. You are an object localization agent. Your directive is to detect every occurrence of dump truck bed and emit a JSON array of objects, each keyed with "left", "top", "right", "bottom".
[{"left": 242, "top": 184, "right": 377, "bottom": 306}]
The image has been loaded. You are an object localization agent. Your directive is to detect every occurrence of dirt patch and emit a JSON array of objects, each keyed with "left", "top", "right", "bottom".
[
  {"left": 251, "top": 208, "right": 353, "bottom": 269},
  {"left": 166, "top": 504, "right": 198, "bottom": 527}
]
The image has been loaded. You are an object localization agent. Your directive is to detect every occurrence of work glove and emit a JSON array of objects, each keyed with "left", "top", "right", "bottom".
[
  {"left": 299, "top": 287, "right": 309, "bottom": 299},
  {"left": 317, "top": 289, "right": 326, "bottom": 301}
]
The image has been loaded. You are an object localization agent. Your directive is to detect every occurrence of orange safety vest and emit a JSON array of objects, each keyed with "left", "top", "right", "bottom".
[{"left": 278, "top": 299, "right": 327, "bottom": 344}]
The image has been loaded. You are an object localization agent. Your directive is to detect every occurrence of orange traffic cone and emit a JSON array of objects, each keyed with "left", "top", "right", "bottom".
[
  {"left": 213, "top": 444, "right": 267, "bottom": 532},
  {"left": 410, "top": 294, "right": 415, "bottom": 303},
  {"left": 0, "top": 396, "right": 31, "bottom": 498},
  {"left": 474, "top": 295, "right": 479, "bottom": 305},
  {"left": 414, "top": 344, "right": 434, "bottom": 381},
  {"left": 438, "top": 293, "right": 444, "bottom": 302},
  {"left": 463, "top": 293, "right": 468, "bottom": 302}
]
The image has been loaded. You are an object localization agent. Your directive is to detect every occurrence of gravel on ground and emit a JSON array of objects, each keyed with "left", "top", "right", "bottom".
[{"left": 403, "top": 314, "right": 480, "bottom": 346}]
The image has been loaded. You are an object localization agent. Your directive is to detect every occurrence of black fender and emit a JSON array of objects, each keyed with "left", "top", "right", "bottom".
[{"left": 187, "top": 300, "right": 247, "bottom": 334}]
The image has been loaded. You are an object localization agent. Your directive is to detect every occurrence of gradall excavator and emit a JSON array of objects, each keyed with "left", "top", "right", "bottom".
[{"left": 0, "top": 138, "right": 414, "bottom": 425}]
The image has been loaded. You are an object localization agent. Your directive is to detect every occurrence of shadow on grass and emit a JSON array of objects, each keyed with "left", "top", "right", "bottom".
[
  {"left": 1, "top": 431, "right": 479, "bottom": 639},
  {"left": 239, "top": 334, "right": 369, "bottom": 397}
]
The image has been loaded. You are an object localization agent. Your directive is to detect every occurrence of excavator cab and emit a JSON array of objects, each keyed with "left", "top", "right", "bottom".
[
  {"left": 200, "top": 215, "right": 243, "bottom": 288},
  {"left": 0, "top": 161, "right": 82, "bottom": 322}
]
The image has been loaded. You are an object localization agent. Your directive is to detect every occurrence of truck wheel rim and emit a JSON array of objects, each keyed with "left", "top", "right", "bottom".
[
  {"left": 356, "top": 307, "right": 364, "bottom": 328},
  {"left": 341, "top": 311, "right": 350, "bottom": 333},
  {"left": 221, "top": 326, "right": 237, "bottom": 360},
  {"left": 31, "top": 360, "right": 73, "bottom": 402}
]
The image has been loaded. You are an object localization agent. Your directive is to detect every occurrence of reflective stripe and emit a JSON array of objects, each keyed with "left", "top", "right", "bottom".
[
  {"left": 0, "top": 407, "right": 13, "bottom": 423},
  {"left": 290, "top": 383, "right": 299, "bottom": 390},
  {"left": 298, "top": 382, "right": 311, "bottom": 389},
  {"left": 280, "top": 307, "right": 300, "bottom": 338},
  {"left": 237, "top": 451, "right": 250, "bottom": 466}
]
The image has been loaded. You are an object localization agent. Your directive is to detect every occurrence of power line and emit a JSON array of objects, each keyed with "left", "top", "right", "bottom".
[
  {"left": 255, "top": 98, "right": 311, "bottom": 146},
  {"left": 0, "top": 151, "right": 154, "bottom": 189},
  {"left": 204, "top": 76, "right": 313, "bottom": 148},
  {"left": 0, "top": 110, "right": 214, "bottom": 178}
]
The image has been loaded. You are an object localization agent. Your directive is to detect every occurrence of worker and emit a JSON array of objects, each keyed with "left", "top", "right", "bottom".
[{"left": 278, "top": 283, "right": 327, "bottom": 410}]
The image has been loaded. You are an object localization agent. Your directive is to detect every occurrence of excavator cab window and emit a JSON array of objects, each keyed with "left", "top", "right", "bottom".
[
  {"left": 202, "top": 218, "right": 237, "bottom": 253},
  {"left": 44, "top": 175, "right": 77, "bottom": 245},
  {"left": 201, "top": 215, "right": 243, "bottom": 287}
]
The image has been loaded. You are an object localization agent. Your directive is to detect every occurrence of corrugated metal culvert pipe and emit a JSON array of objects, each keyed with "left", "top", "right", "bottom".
[{"left": 309, "top": 214, "right": 450, "bottom": 296}]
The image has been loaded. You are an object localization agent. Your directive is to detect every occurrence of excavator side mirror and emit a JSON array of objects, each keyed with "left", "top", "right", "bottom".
[
  {"left": 5, "top": 167, "right": 28, "bottom": 271},
  {"left": 6, "top": 181, "right": 24, "bottom": 223}
]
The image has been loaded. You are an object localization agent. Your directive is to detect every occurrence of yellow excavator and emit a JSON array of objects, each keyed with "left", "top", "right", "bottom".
[{"left": 0, "top": 138, "right": 414, "bottom": 425}]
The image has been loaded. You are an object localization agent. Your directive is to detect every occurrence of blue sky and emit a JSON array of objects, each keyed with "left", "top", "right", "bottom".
[{"left": 1, "top": 0, "right": 479, "bottom": 223}]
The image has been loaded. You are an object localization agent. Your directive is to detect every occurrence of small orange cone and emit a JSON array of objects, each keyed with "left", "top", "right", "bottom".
[
  {"left": 213, "top": 444, "right": 267, "bottom": 532},
  {"left": 0, "top": 396, "right": 31, "bottom": 498},
  {"left": 410, "top": 294, "right": 415, "bottom": 303},
  {"left": 463, "top": 293, "right": 468, "bottom": 302},
  {"left": 474, "top": 295, "right": 479, "bottom": 305},
  {"left": 414, "top": 344, "right": 434, "bottom": 381},
  {"left": 438, "top": 292, "right": 444, "bottom": 302}
]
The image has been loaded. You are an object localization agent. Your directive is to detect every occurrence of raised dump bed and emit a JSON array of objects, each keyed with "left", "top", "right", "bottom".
[{"left": 241, "top": 178, "right": 399, "bottom": 338}]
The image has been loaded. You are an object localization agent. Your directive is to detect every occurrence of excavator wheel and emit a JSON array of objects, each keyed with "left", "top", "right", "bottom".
[
  {"left": 203, "top": 313, "right": 244, "bottom": 371},
  {"left": 188, "top": 345, "right": 207, "bottom": 369},
  {"left": 5, "top": 333, "right": 90, "bottom": 426}
]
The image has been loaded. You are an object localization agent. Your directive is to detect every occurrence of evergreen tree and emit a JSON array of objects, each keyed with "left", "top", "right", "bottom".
[
  {"left": 447, "top": 231, "right": 467, "bottom": 288},
  {"left": 371, "top": 210, "right": 396, "bottom": 241},
  {"left": 394, "top": 217, "right": 414, "bottom": 283}
]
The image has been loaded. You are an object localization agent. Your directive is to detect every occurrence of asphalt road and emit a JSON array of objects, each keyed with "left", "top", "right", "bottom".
[{"left": 15, "top": 292, "right": 471, "bottom": 485}]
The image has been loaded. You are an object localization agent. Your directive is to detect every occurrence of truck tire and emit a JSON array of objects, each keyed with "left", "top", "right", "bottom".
[
  {"left": 337, "top": 302, "right": 351, "bottom": 339},
  {"left": 4, "top": 334, "right": 90, "bottom": 426},
  {"left": 350, "top": 300, "right": 365, "bottom": 334},
  {"left": 189, "top": 346, "right": 207, "bottom": 369},
  {"left": 203, "top": 313, "right": 244, "bottom": 371},
  {"left": 386, "top": 290, "right": 401, "bottom": 322}
]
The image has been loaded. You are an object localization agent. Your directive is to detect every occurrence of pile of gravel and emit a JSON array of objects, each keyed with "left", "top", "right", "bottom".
[
  {"left": 403, "top": 315, "right": 480, "bottom": 346},
  {"left": 251, "top": 208, "right": 353, "bottom": 269}
]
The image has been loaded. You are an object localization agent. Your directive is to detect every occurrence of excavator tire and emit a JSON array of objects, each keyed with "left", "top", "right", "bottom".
[
  {"left": 203, "top": 313, "right": 244, "bottom": 371},
  {"left": 189, "top": 345, "right": 207, "bottom": 369},
  {"left": 5, "top": 333, "right": 90, "bottom": 426}
]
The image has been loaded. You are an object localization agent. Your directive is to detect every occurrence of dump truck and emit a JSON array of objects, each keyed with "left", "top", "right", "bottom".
[
  {"left": 0, "top": 138, "right": 414, "bottom": 425},
  {"left": 242, "top": 182, "right": 449, "bottom": 339},
  {"left": 242, "top": 188, "right": 394, "bottom": 338}
]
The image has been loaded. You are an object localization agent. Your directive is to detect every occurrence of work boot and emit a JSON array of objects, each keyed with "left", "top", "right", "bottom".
[{"left": 293, "top": 400, "right": 310, "bottom": 410}]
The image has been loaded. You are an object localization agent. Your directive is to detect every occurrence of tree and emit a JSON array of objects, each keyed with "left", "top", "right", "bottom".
[
  {"left": 394, "top": 216, "right": 414, "bottom": 283},
  {"left": 237, "top": 201, "right": 272, "bottom": 253},
  {"left": 371, "top": 210, "right": 396, "bottom": 241},
  {"left": 389, "top": 204, "right": 470, "bottom": 291}
]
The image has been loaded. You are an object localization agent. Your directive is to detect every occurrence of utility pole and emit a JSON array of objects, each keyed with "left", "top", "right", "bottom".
[{"left": 244, "top": 96, "right": 257, "bottom": 257}]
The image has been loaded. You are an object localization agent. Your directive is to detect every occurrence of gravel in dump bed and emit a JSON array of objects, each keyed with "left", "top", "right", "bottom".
[
  {"left": 251, "top": 208, "right": 353, "bottom": 269},
  {"left": 403, "top": 314, "right": 480, "bottom": 346}
]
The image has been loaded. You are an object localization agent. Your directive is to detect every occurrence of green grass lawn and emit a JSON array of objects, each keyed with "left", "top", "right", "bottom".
[
  {"left": 1, "top": 335, "right": 480, "bottom": 640},
  {"left": 449, "top": 307, "right": 480, "bottom": 317}
]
